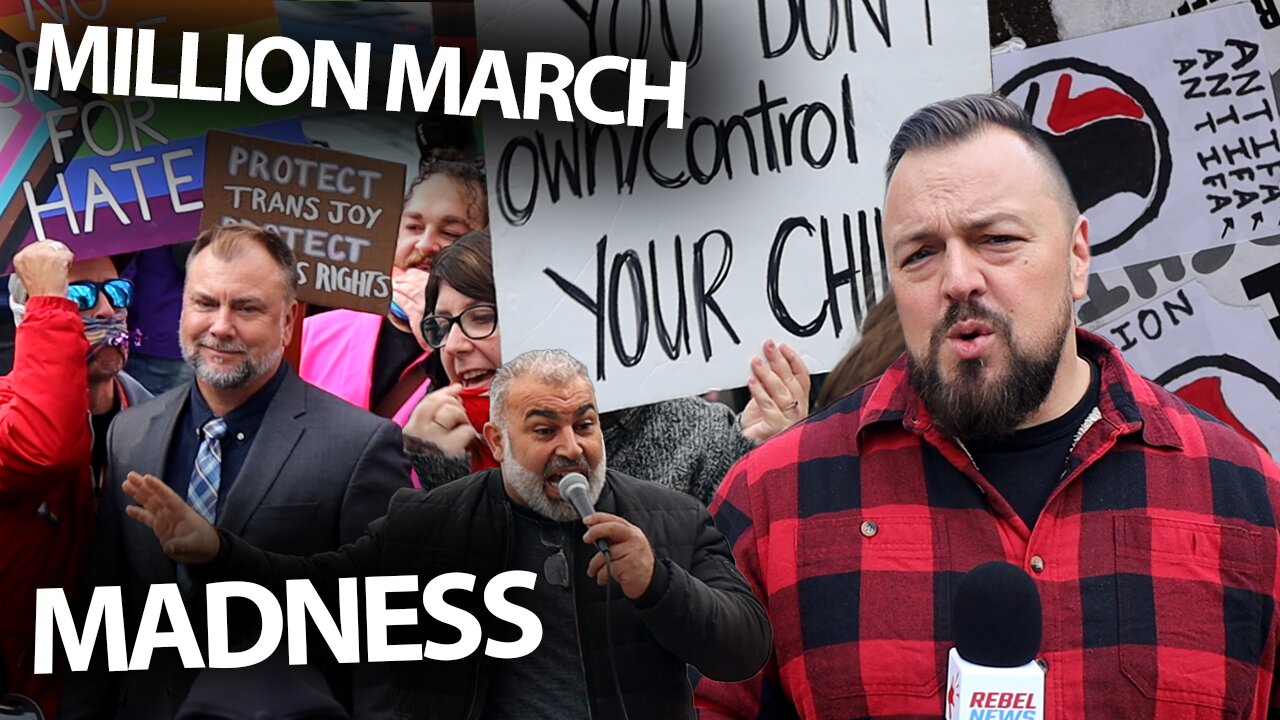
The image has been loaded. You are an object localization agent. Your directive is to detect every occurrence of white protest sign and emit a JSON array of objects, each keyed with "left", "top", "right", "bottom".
[
  {"left": 1119, "top": 0, "right": 1280, "bottom": 109},
  {"left": 994, "top": 4, "right": 1280, "bottom": 273},
  {"left": 1077, "top": 234, "right": 1280, "bottom": 462},
  {"left": 1077, "top": 236, "right": 1280, "bottom": 330},
  {"left": 475, "top": 1, "right": 991, "bottom": 411},
  {"left": 1093, "top": 281, "right": 1280, "bottom": 459}
]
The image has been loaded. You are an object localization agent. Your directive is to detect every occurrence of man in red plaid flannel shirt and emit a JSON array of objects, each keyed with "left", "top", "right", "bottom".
[{"left": 695, "top": 94, "right": 1280, "bottom": 719}]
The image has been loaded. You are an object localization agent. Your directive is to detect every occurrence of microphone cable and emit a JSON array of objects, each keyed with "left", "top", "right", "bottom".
[
  {"left": 602, "top": 549, "right": 631, "bottom": 720},
  {"left": 557, "top": 473, "right": 631, "bottom": 719}
]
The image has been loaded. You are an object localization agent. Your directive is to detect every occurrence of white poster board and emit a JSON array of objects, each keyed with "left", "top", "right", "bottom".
[
  {"left": 475, "top": 1, "right": 992, "bottom": 410},
  {"left": 1078, "top": 236, "right": 1280, "bottom": 461},
  {"left": 994, "top": 4, "right": 1280, "bottom": 272},
  {"left": 1094, "top": 282, "right": 1280, "bottom": 458}
]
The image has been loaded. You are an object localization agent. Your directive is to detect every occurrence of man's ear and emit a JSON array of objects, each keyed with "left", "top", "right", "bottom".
[
  {"left": 1069, "top": 215, "right": 1091, "bottom": 301},
  {"left": 281, "top": 300, "right": 301, "bottom": 347},
  {"left": 483, "top": 422, "right": 505, "bottom": 462}
]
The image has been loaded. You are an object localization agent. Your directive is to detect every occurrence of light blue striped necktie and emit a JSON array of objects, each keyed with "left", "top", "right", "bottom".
[{"left": 187, "top": 417, "right": 227, "bottom": 523}]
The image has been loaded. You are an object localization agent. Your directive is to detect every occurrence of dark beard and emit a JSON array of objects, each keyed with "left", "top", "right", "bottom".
[{"left": 907, "top": 300, "right": 1067, "bottom": 442}]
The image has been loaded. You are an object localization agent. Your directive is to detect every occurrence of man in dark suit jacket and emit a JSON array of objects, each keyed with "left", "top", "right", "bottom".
[
  {"left": 61, "top": 224, "right": 411, "bottom": 720},
  {"left": 120, "top": 348, "right": 772, "bottom": 719}
]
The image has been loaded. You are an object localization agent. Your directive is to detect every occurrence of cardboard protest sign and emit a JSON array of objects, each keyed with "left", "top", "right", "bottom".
[
  {"left": 475, "top": 1, "right": 991, "bottom": 411},
  {"left": 994, "top": 4, "right": 1280, "bottom": 272},
  {"left": 1078, "top": 237, "right": 1280, "bottom": 460},
  {"left": 200, "top": 131, "right": 405, "bottom": 314},
  {"left": 0, "top": 0, "right": 304, "bottom": 262}
]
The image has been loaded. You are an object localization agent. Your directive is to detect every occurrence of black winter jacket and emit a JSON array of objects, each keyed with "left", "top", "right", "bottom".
[{"left": 203, "top": 468, "right": 772, "bottom": 719}]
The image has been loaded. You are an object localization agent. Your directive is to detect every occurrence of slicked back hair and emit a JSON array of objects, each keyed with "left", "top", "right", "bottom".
[
  {"left": 189, "top": 223, "right": 299, "bottom": 303},
  {"left": 489, "top": 349, "right": 592, "bottom": 428},
  {"left": 885, "top": 94, "right": 1079, "bottom": 220}
]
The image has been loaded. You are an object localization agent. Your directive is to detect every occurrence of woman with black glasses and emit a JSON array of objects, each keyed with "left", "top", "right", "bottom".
[
  {"left": 402, "top": 231, "right": 811, "bottom": 505},
  {"left": 402, "top": 231, "right": 504, "bottom": 480}
]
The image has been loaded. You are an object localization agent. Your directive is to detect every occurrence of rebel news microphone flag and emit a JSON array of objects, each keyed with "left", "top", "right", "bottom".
[
  {"left": 558, "top": 473, "right": 609, "bottom": 553},
  {"left": 945, "top": 561, "right": 1045, "bottom": 720}
]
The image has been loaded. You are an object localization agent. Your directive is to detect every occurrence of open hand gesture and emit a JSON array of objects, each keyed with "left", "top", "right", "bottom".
[
  {"left": 122, "top": 471, "right": 220, "bottom": 565},
  {"left": 739, "top": 340, "right": 811, "bottom": 442}
]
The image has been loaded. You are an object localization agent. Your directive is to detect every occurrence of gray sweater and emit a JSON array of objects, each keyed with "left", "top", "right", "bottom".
[{"left": 406, "top": 396, "right": 755, "bottom": 506}]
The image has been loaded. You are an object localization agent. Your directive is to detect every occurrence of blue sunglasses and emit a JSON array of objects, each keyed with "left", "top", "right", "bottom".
[{"left": 66, "top": 279, "right": 133, "bottom": 312}]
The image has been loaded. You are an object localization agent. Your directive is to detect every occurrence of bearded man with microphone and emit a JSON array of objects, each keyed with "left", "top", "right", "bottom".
[
  {"left": 695, "top": 93, "right": 1280, "bottom": 719},
  {"left": 120, "top": 347, "right": 771, "bottom": 720}
]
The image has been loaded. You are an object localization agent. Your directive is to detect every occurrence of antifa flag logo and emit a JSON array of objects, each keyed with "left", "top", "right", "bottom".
[
  {"left": 1156, "top": 355, "right": 1280, "bottom": 456},
  {"left": 999, "top": 59, "right": 1172, "bottom": 256}
]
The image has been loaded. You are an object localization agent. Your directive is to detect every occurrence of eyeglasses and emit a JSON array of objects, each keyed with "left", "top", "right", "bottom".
[
  {"left": 540, "top": 523, "right": 570, "bottom": 589},
  {"left": 66, "top": 279, "right": 133, "bottom": 312},
  {"left": 421, "top": 304, "right": 497, "bottom": 349}
]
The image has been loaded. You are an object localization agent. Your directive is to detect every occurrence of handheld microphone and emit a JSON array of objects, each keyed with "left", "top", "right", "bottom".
[
  {"left": 945, "top": 561, "right": 1045, "bottom": 719},
  {"left": 557, "top": 472, "right": 609, "bottom": 553}
]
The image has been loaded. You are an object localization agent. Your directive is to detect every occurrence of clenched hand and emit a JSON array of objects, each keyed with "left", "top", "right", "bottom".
[{"left": 583, "top": 512, "right": 656, "bottom": 600}]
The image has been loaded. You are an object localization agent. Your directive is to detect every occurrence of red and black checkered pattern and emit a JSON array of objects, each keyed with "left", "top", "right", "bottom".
[{"left": 696, "top": 329, "right": 1280, "bottom": 720}]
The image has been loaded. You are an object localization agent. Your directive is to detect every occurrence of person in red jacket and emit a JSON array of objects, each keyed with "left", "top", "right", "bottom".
[
  {"left": 0, "top": 239, "right": 92, "bottom": 717},
  {"left": 10, "top": 256, "right": 154, "bottom": 494}
]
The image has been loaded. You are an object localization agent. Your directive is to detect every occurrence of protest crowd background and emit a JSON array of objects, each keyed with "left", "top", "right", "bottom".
[{"left": 2, "top": 1, "right": 1280, "bottom": 718}]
